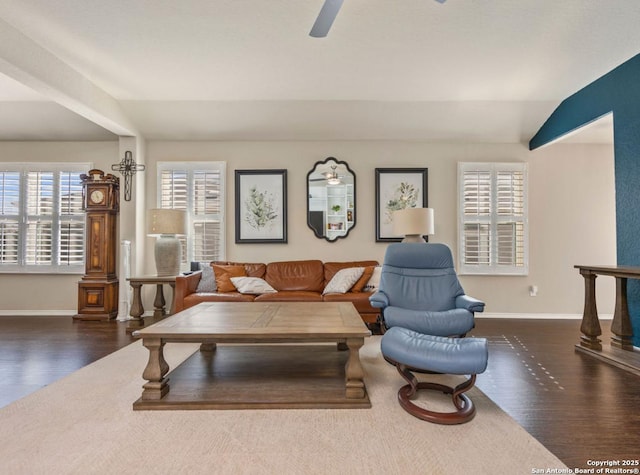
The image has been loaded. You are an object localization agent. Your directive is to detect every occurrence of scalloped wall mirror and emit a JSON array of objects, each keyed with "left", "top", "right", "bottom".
[{"left": 307, "top": 157, "right": 356, "bottom": 242}]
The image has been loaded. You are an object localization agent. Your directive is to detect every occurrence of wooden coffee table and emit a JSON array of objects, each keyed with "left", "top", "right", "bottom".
[{"left": 132, "top": 301, "right": 371, "bottom": 410}]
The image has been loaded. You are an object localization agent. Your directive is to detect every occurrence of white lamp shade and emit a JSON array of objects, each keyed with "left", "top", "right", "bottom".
[
  {"left": 393, "top": 208, "right": 435, "bottom": 241},
  {"left": 147, "top": 209, "right": 187, "bottom": 236}
]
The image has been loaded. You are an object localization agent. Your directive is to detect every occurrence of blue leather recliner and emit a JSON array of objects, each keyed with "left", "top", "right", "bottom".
[
  {"left": 369, "top": 242, "right": 485, "bottom": 336},
  {"left": 371, "top": 243, "right": 488, "bottom": 424}
]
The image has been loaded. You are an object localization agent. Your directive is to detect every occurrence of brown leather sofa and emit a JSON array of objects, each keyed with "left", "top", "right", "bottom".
[{"left": 174, "top": 259, "right": 380, "bottom": 325}]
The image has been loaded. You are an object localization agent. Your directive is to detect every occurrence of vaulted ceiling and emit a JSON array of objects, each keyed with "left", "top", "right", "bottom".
[{"left": 0, "top": 0, "right": 635, "bottom": 143}]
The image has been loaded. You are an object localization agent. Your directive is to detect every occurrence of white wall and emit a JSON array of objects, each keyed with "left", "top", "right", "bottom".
[
  {"left": 146, "top": 140, "right": 617, "bottom": 316},
  {"left": 0, "top": 139, "right": 616, "bottom": 317}
]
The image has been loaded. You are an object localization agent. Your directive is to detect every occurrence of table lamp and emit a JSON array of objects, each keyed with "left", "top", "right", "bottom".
[
  {"left": 147, "top": 209, "right": 187, "bottom": 276},
  {"left": 393, "top": 207, "right": 435, "bottom": 242}
]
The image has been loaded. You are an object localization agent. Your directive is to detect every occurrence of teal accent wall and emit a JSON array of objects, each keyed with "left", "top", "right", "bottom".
[{"left": 530, "top": 53, "right": 640, "bottom": 347}]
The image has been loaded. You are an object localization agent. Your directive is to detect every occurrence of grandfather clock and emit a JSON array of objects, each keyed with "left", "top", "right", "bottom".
[{"left": 74, "top": 169, "right": 120, "bottom": 321}]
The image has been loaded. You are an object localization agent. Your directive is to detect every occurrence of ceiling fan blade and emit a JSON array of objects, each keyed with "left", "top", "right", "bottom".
[{"left": 309, "top": 0, "right": 344, "bottom": 38}]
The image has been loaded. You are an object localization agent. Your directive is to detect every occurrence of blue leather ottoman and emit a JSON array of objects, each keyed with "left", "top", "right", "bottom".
[{"left": 381, "top": 326, "right": 489, "bottom": 424}]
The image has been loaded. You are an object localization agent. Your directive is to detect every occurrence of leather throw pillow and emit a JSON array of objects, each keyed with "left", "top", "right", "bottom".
[
  {"left": 212, "top": 264, "right": 247, "bottom": 292},
  {"left": 351, "top": 266, "right": 375, "bottom": 293}
]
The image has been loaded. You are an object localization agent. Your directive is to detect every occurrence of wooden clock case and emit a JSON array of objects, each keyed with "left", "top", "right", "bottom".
[{"left": 74, "top": 169, "right": 120, "bottom": 321}]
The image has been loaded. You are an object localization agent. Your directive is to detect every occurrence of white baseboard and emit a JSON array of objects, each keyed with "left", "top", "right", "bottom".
[
  {"left": 0, "top": 310, "right": 156, "bottom": 317},
  {"left": 0, "top": 310, "right": 75, "bottom": 317},
  {"left": 479, "top": 312, "right": 613, "bottom": 320}
]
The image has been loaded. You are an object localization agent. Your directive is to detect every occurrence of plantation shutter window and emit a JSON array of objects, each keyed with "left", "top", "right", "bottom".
[
  {"left": 458, "top": 162, "right": 528, "bottom": 275},
  {"left": 25, "top": 172, "right": 54, "bottom": 265},
  {"left": 157, "top": 162, "right": 226, "bottom": 263},
  {"left": 0, "top": 171, "right": 20, "bottom": 264},
  {"left": 0, "top": 163, "right": 88, "bottom": 273},
  {"left": 59, "top": 172, "right": 85, "bottom": 266}
]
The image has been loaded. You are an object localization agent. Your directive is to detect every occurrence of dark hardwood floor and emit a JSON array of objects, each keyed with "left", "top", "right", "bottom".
[
  {"left": 0, "top": 316, "right": 133, "bottom": 407},
  {"left": 472, "top": 319, "right": 640, "bottom": 469},
  {"left": 0, "top": 316, "right": 638, "bottom": 469}
]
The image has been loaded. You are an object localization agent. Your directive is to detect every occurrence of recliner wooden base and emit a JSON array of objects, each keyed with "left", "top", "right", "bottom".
[{"left": 394, "top": 362, "right": 477, "bottom": 425}]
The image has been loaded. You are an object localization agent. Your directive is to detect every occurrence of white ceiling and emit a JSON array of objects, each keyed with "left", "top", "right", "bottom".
[{"left": 0, "top": 0, "right": 634, "bottom": 143}]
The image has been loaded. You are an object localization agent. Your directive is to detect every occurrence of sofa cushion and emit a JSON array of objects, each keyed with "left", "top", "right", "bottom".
[
  {"left": 323, "top": 267, "right": 365, "bottom": 295},
  {"left": 254, "top": 291, "right": 323, "bottom": 302},
  {"left": 230, "top": 276, "right": 277, "bottom": 295},
  {"left": 242, "top": 263, "right": 267, "bottom": 278},
  {"left": 264, "top": 260, "right": 324, "bottom": 292},
  {"left": 324, "top": 260, "right": 380, "bottom": 285},
  {"left": 212, "top": 265, "right": 247, "bottom": 292},
  {"left": 212, "top": 261, "right": 266, "bottom": 279},
  {"left": 184, "top": 292, "right": 255, "bottom": 308}
]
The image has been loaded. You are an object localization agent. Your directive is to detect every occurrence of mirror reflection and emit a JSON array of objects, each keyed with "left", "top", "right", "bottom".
[{"left": 307, "top": 157, "right": 356, "bottom": 241}]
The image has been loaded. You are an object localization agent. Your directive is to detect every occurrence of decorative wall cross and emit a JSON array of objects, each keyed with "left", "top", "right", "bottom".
[{"left": 110, "top": 151, "right": 145, "bottom": 201}]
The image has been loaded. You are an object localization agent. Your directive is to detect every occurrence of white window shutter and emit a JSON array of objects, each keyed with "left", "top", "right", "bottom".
[
  {"left": 0, "top": 171, "right": 20, "bottom": 264},
  {"left": 58, "top": 171, "right": 85, "bottom": 266},
  {"left": 0, "top": 164, "right": 87, "bottom": 273},
  {"left": 0, "top": 221, "right": 19, "bottom": 264},
  {"left": 458, "top": 163, "right": 528, "bottom": 275},
  {"left": 59, "top": 221, "right": 84, "bottom": 266},
  {"left": 158, "top": 162, "right": 226, "bottom": 263},
  {"left": 462, "top": 170, "right": 491, "bottom": 216},
  {"left": 463, "top": 223, "right": 491, "bottom": 266}
]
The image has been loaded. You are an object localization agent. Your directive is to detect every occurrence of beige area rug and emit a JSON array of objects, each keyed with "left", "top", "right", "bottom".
[{"left": 0, "top": 336, "right": 566, "bottom": 474}]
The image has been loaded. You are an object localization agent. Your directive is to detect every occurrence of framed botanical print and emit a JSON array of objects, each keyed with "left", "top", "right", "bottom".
[
  {"left": 375, "top": 168, "right": 428, "bottom": 242},
  {"left": 235, "top": 169, "right": 288, "bottom": 244}
]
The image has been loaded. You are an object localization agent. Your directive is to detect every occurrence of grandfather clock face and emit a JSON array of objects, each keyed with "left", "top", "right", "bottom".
[
  {"left": 85, "top": 182, "right": 116, "bottom": 211},
  {"left": 90, "top": 189, "right": 105, "bottom": 205}
]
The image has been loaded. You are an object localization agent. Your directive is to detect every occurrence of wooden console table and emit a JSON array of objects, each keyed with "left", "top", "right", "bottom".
[
  {"left": 127, "top": 276, "right": 176, "bottom": 328},
  {"left": 574, "top": 265, "right": 640, "bottom": 375}
]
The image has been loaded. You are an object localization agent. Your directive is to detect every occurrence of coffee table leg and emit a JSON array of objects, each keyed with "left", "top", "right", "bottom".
[
  {"left": 345, "top": 337, "right": 365, "bottom": 399},
  {"left": 141, "top": 337, "right": 170, "bottom": 400}
]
